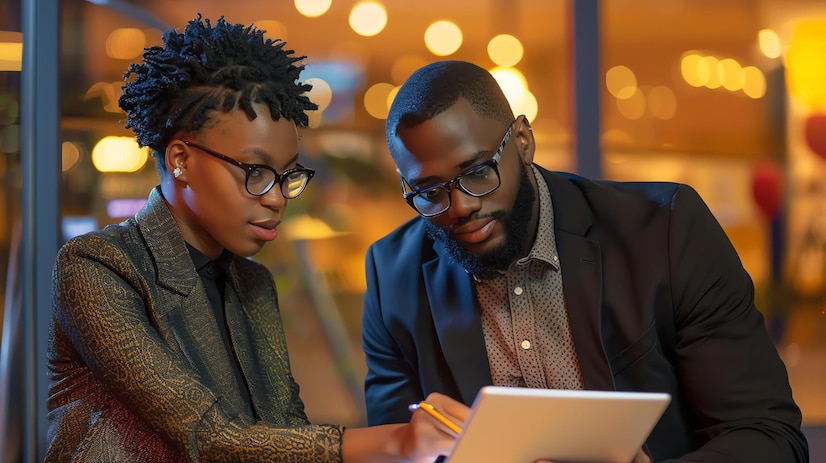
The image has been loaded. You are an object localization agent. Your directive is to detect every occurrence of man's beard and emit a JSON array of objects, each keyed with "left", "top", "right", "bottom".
[{"left": 426, "top": 162, "right": 536, "bottom": 276}]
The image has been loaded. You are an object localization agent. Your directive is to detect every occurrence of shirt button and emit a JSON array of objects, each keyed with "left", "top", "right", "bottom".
[
  {"left": 514, "top": 286, "right": 524, "bottom": 295},
  {"left": 520, "top": 340, "right": 531, "bottom": 350},
  {"left": 553, "top": 255, "right": 559, "bottom": 262}
]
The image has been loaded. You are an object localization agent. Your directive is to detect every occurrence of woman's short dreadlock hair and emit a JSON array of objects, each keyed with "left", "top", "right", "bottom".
[{"left": 118, "top": 15, "right": 318, "bottom": 173}]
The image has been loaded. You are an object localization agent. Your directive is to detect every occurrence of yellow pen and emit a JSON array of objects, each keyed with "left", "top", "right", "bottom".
[{"left": 408, "top": 401, "right": 463, "bottom": 434}]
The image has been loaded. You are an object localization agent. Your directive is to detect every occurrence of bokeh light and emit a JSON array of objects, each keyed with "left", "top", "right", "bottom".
[
  {"left": 424, "top": 20, "right": 463, "bottom": 56},
  {"left": 349, "top": 2, "right": 388, "bottom": 37},
  {"left": 605, "top": 65, "right": 637, "bottom": 100},
  {"left": 646, "top": 86, "right": 677, "bottom": 120},
  {"left": 92, "top": 136, "right": 148, "bottom": 173},
  {"left": 364, "top": 82, "right": 395, "bottom": 119},
  {"left": 758, "top": 28, "right": 782, "bottom": 59},
  {"left": 294, "top": 0, "right": 332, "bottom": 18},
  {"left": 105, "top": 28, "right": 146, "bottom": 60},
  {"left": 62, "top": 142, "right": 82, "bottom": 172},
  {"left": 785, "top": 19, "right": 826, "bottom": 107},
  {"left": 487, "top": 34, "right": 524, "bottom": 67},
  {"left": 490, "top": 66, "right": 527, "bottom": 105},
  {"left": 255, "top": 19, "right": 289, "bottom": 41}
]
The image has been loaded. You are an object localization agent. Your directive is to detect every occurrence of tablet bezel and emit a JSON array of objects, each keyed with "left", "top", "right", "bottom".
[{"left": 446, "top": 386, "right": 671, "bottom": 463}]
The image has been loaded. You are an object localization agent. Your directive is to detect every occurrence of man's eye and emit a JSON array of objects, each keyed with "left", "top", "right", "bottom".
[
  {"left": 421, "top": 188, "right": 444, "bottom": 201},
  {"left": 249, "top": 168, "right": 264, "bottom": 179},
  {"left": 466, "top": 165, "right": 492, "bottom": 179}
]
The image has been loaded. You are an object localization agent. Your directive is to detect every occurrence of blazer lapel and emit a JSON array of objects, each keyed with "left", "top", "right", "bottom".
[
  {"left": 424, "top": 247, "right": 492, "bottom": 405},
  {"left": 135, "top": 187, "right": 250, "bottom": 413},
  {"left": 542, "top": 170, "right": 615, "bottom": 391},
  {"left": 222, "top": 258, "right": 305, "bottom": 424}
]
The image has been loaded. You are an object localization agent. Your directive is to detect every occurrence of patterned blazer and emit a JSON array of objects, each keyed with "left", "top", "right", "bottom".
[{"left": 47, "top": 186, "right": 343, "bottom": 462}]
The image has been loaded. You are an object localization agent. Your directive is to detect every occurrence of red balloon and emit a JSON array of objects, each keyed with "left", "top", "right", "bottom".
[
  {"left": 751, "top": 161, "right": 784, "bottom": 219},
  {"left": 804, "top": 113, "right": 826, "bottom": 160}
]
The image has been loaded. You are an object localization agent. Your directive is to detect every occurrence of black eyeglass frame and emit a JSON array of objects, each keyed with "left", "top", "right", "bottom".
[
  {"left": 182, "top": 140, "right": 315, "bottom": 199},
  {"left": 399, "top": 122, "right": 513, "bottom": 217}
]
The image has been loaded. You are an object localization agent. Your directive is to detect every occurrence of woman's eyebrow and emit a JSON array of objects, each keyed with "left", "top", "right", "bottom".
[{"left": 242, "top": 148, "right": 300, "bottom": 170}]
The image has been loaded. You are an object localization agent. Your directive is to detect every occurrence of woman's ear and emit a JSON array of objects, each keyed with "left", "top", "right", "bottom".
[{"left": 164, "top": 140, "right": 188, "bottom": 181}]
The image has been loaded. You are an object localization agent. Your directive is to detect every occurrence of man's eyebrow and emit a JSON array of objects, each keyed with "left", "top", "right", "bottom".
[{"left": 407, "top": 149, "right": 492, "bottom": 187}]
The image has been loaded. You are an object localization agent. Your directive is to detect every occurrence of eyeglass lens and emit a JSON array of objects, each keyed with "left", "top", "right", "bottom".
[
  {"left": 411, "top": 163, "right": 500, "bottom": 216},
  {"left": 246, "top": 168, "right": 311, "bottom": 198}
]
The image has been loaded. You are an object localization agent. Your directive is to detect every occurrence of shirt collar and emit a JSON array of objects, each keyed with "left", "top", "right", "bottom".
[
  {"left": 471, "top": 165, "right": 560, "bottom": 282},
  {"left": 517, "top": 165, "right": 560, "bottom": 271},
  {"left": 185, "top": 243, "right": 233, "bottom": 274}
]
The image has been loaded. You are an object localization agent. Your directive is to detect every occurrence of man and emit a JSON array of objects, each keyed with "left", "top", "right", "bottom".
[{"left": 361, "top": 60, "right": 808, "bottom": 462}]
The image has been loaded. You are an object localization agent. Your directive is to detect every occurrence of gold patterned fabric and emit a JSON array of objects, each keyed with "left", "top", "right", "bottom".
[{"left": 47, "top": 186, "right": 344, "bottom": 462}]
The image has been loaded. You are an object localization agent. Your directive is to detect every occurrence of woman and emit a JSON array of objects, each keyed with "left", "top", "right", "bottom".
[{"left": 47, "top": 15, "right": 466, "bottom": 462}]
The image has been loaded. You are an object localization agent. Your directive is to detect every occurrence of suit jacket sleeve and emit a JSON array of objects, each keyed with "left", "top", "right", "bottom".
[
  {"left": 662, "top": 185, "right": 807, "bottom": 462},
  {"left": 361, "top": 244, "right": 425, "bottom": 425}
]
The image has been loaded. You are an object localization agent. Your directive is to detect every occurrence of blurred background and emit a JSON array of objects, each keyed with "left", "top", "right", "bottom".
[{"left": 1, "top": 0, "right": 825, "bottom": 461}]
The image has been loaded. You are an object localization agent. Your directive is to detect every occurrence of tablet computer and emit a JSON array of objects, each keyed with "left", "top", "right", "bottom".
[{"left": 446, "top": 386, "right": 671, "bottom": 463}]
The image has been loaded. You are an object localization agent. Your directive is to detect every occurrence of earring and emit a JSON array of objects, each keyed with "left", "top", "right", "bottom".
[{"left": 173, "top": 167, "right": 182, "bottom": 178}]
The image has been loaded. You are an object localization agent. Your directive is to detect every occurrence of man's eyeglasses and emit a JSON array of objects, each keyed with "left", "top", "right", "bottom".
[
  {"left": 182, "top": 141, "right": 315, "bottom": 199},
  {"left": 400, "top": 122, "right": 513, "bottom": 217}
]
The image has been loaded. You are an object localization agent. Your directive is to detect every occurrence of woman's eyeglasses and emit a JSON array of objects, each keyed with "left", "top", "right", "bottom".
[{"left": 182, "top": 141, "right": 315, "bottom": 199}]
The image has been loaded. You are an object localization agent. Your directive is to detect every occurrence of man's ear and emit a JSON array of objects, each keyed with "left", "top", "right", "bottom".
[{"left": 515, "top": 115, "right": 535, "bottom": 165}]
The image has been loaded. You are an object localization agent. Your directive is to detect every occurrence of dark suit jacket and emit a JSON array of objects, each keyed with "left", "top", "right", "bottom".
[
  {"left": 362, "top": 168, "right": 808, "bottom": 462},
  {"left": 48, "top": 187, "right": 343, "bottom": 462}
]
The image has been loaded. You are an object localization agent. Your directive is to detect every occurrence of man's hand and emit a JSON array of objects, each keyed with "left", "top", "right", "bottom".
[{"left": 397, "top": 392, "right": 470, "bottom": 463}]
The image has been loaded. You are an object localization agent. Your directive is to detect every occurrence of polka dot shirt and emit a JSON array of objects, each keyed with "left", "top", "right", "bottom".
[{"left": 475, "top": 166, "right": 584, "bottom": 390}]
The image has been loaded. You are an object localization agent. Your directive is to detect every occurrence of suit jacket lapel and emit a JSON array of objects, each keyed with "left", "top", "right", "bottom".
[
  {"left": 223, "top": 258, "right": 306, "bottom": 425},
  {"left": 425, "top": 244, "right": 492, "bottom": 405},
  {"left": 135, "top": 187, "right": 250, "bottom": 414},
  {"left": 542, "top": 170, "right": 614, "bottom": 390}
]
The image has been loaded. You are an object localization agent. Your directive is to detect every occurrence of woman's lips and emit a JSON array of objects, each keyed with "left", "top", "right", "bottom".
[
  {"left": 250, "top": 220, "right": 279, "bottom": 241},
  {"left": 452, "top": 218, "right": 496, "bottom": 244}
]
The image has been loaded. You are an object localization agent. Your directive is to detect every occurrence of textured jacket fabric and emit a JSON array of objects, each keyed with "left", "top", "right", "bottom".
[
  {"left": 48, "top": 186, "right": 343, "bottom": 462},
  {"left": 362, "top": 168, "right": 808, "bottom": 462}
]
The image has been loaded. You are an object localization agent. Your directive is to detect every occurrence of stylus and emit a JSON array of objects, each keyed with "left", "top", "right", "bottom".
[{"left": 408, "top": 401, "right": 463, "bottom": 434}]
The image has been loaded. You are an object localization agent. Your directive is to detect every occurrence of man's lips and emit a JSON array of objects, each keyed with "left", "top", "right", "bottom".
[{"left": 451, "top": 217, "right": 496, "bottom": 244}]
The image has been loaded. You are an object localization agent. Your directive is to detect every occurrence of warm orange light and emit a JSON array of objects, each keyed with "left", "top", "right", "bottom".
[
  {"left": 758, "top": 29, "right": 782, "bottom": 59},
  {"left": 92, "top": 136, "right": 149, "bottom": 173},
  {"left": 424, "top": 21, "right": 462, "bottom": 56},
  {"left": 255, "top": 19, "right": 288, "bottom": 41},
  {"left": 364, "top": 82, "right": 395, "bottom": 119},
  {"left": 294, "top": 0, "right": 331, "bottom": 18},
  {"left": 786, "top": 19, "right": 826, "bottom": 108},
  {"left": 0, "top": 31, "right": 23, "bottom": 72},
  {"left": 349, "top": 1, "right": 387, "bottom": 37},
  {"left": 487, "top": 34, "right": 523, "bottom": 67},
  {"left": 105, "top": 28, "right": 146, "bottom": 60},
  {"left": 605, "top": 65, "right": 637, "bottom": 99}
]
